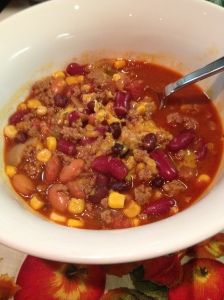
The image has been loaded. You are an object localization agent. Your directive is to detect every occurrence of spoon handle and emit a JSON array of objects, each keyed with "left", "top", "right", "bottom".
[{"left": 165, "top": 56, "right": 224, "bottom": 97}]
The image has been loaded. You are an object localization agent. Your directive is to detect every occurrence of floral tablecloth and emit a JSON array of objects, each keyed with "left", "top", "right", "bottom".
[
  {"left": 0, "top": 0, "right": 224, "bottom": 299},
  {"left": 1, "top": 233, "right": 224, "bottom": 299}
]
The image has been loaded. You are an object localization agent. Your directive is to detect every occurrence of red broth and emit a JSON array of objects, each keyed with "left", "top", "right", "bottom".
[{"left": 4, "top": 59, "right": 223, "bottom": 229}]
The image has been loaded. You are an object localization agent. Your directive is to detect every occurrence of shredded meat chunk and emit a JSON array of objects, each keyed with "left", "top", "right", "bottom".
[
  {"left": 163, "top": 180, "right": 187, "bottom": 197},
  {"left": 134, "top": 184, "right": 152, "bottom": 205}
]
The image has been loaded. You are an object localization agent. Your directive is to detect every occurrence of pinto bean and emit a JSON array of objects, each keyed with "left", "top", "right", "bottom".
[
  {"left": 59, "top": 159, "right": 84, "bottom": 183},
  {"left": 44, "top": 155, "right": 61, "bottom": 184},
  {"left": 48, "top": 184, "right": 69, "bottom": 213},
  {"left": 12, "top": 174, "right": 35, "bottom": 196},
  {"left": 67, "top": 180, "right": 85, "bottom": 199}
]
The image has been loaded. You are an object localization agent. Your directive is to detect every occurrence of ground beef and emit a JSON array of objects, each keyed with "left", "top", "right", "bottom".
[
  {"left": 179, "top": 166, "right": 198, "bottom": 180},
  {"left": 167, "top": 112, "right": 183, "bottom": 125},
  {"left": 167, "top": 112, "right": 198, "bottom": 130},
  {"left": 61, "top": 126, "right": 83, "bottom": 141},
  {"left": 163, "top": 180, "right": 187, "bottom": 197},
  {"left": 20, "top": 145, "right": 43, "bottom": 179},
  {"left": 137, "top": 165, "right": 154, "bottom": 181},
  {"left": 156, "top": 130, "right": 173, "bottom": 148},
  {"left": 120, "top": 126, "right": 140, "bottom": 149},
  {"left": 76, "top": 137, "right": 104, "bottom": 168},
  {"left": 184, "top": 117, "right": 198, "bottom": 130},
  {"left": 134, "top": 184, "right": 152, "bottom": 205},
  {"left": 133, "top": 149, "right": 158, "bottom": 177},
  {"left": 100, "top": 210, "right": 112, "bottom": 224},
  {"left": 31, "top": 77, "right": 54, "bottom": 106},
  {"left": 133, "top": 149, "right": 149, "bottom": 163}
]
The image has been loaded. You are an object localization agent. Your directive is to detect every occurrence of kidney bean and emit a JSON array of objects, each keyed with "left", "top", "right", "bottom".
[
  {"left": 54, "top": 94, "right": 68, "bottom": 108},
  {"left": 143, "top": 198, "right": 176, "bottom": 215},
  {"left": 142, "top": 133, "right": 157, "bottom": 152},
  {"left": 44, "top": 155, "right": 61, "bottom": 184},
  {"left": 196, "top": 138, "right": 207, "bottom": 160},
  {"left": 67, "top": 180, "right": 85, "bottom": 199},
  {"left": 150, "top": 176, "right": 165, "bottom": 188},
  {"left": 109, "top": 122, "right": 121, "bottom": 139},
  {"left": 110, "top": 180, "right": 132, "bottom": 192},
  {"left": 48, "top": 184, "right": 69, "bottom": 213},
  {"left": 14, "top": 132, "right": 28, "bottom": 143},
  {"left": 96, "top": 126, "right": 108, "bottom": 136},
  {"left": 114, "top": 91, "right": 131, "bottom": 118},
  {"left": 86, "top": 100, "right": 95, "bottom": 114},
  {"left": 91, "top": 155, "right": 128, "bottom": 180},
  {"left": 151, "top": 150, "right": 177, "bottom": 181},
  {"left": 59, "top": 159, "right": 84, "bottom": 183},
  {"left": 66, "top": 63, "right": 86, "bottom": 75},
  {"left": 88, "top": 187, "right": 109, "bottom": 204},
  {"left": 91, "top": 155, "right": 110, "bottom": 174},
  {"left": 68, "top": 111, "right": 80, "bottom": 125},
  {"left": 57, "top": 138, "right": 76, "bottom": 156},
  {"left": 12, "top": 174, "right": 35, "bottom": 196},
  {"left": 95, "top": 174, "right": 110, "bottom": 188},
  {"left": 168, "top": 129, "right": 195, "bottom": 152},
  {"left": 9, "top": 109, "right": 29, "bottom": 125},
  {"left": 109, "top": 157, "right": 128, "bottom": 180}
]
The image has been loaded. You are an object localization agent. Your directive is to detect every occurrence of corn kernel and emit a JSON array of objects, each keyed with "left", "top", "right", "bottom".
[
  {"left": 36, "top": 148, "right": 52, "bottom": 162},
  {"left": 77, "top": 75, "right": 84, "bottom": 83},
  {"left": 5, "top": 165, "right": 17, "bottom": 178},
  {"left": 30, "top": 195, "right": 45, "bottom": 210},
  {"left": 4, "top": 125, "right": 18, "bottom": 139},
  {"left": 124, "top": 201, "right": 141, "bottom": 218},
  {"left": 136, "top": 162, "right": 145, "bottom": 171},
  {"left": 66, "top": 76, "right": 78, "bottom": 85},
  {"left": 27, "top": 99, "right": 42, "bottom": 109},
  {"left": 107, "top": 114, "right": 120, "bottom": 125},
  {"left": 81, "top": 84, "right": 91, "bottom": 93},
  {"left": 126, "top": 156, "right": 135, "bottom": 170},
  {"left": 67, "top": 218, "right": 84, "bottom": 228},
  {"left": 114, "top": 59, "right": 126, "bottom": 69},
  {"left": 46, "top": 136, "right": 57, "bottom": 152},
  {"left": 53, "top": 71, "right": 65, "bottom": 79},
  {"left": 112, "top": 73, "right": 121, "bottom": 81},
  {"left": 170, "top": 206, "right": 179, "bottom": 215},
  {"left": 66, "top": 75, "right": 84, "bottom": 85},
  {"left": 197, "top": 174, "right": 211, "bottom": 184},
  {"left": 50, "top": 212, "right": 66, "bottom": 223},
  {"left": 86, "top": 124, "right": 94, "bottom": 131},
  {"left": 68, "top": 198, "right": 85, "bottom": 214},
  {"left": 36, "top": 141, "right": 43, "bottom": 151},
  {"left": 18, "top": 102, "right": 27, "bottom": 110},
  {"left": 136, "top": 103, "right": 147, "bottom": 114},
  {"left": 132, "top": 217, "right": 140, "bottom": 227},
  {"left": 96, "top": 109, "right": 107, "bottom": 122},
  {"left": 106, "top": 90, "right": 114, "bottom": 99},
  {"left": 154, "top": 190, "right": 162, "bottom": 199},
  {"left": 37, "top": 105, "right": 48, "bottom": 116},
  {"left": 82, "top": 93, "right": 96, "bottom": 103},
  {"left": 108, "top": 191, "right": 126, "bottom": 209}
]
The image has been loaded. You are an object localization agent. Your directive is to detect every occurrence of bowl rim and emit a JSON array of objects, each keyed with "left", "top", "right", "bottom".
[{"left": 0, "top": 0, "right": 224, "bottom": 264}]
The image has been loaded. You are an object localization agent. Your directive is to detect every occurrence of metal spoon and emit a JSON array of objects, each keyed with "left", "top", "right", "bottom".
[{"left": 160, "top": 56, "right": 224, "bottom": 108}]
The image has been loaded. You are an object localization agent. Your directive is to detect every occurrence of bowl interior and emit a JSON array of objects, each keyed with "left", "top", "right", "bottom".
[{"left": 0, "top": 0, "right": 224, "bottom": 264}]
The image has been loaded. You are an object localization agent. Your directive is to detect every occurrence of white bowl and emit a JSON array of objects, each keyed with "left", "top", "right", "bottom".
[{"left": 0, "top": 0, "right": 224, "bottom": 264}]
